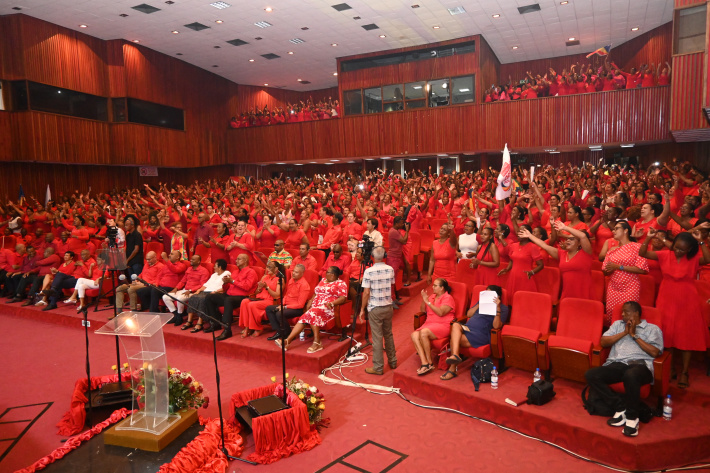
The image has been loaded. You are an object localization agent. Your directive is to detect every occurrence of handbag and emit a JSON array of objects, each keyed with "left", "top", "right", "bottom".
[
  {"left": 470, "top": 357, "right": 496, "bottom": 392},
  {"left": 527, "top": 379, "right": 556, "bottom": 405}
]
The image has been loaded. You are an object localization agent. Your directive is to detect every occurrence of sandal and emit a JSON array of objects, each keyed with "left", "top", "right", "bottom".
[
  {"left": 64, "top": 299, "right": 76, "bottom": 304},
  {"left": 191, "top": 324, "right": 204, "bottom": 333},
  {"left": 440, "top": 369, "right": 458, "bottom": 381},
  {"left": 417, "top": 363, "right": 434, "bottom": 376},
  {"left": 678, "top": 372, "right": 690, "bottom": 389},
  {"left": 251, "top": 330, "right": 262, "bottom": 338},
  {"left": 240, "top": 329, "right": 251, "bottom": 338},
  {"left": 275, "top": 339, "right": 289, "bottom": 351},
  {"left": 446, "top": 355, "right": 463, "bottom": 366},
  {"left": 307, "top": 342, "right": 323, "bottom": 353},
  {"left": 181, "top": 322, "right": 194, "bottom": 330},
  {"left": 76, "top": 305, "right": 85, "bottom": 313}
]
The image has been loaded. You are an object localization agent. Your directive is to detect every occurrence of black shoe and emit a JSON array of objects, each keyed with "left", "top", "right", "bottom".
[
  {"left": 622, "top": 418, "right": 639, "bottom": 437},
  {"left": 204, "top": 325, "right": 217, "bottom": 333},
  {"left": 175, "top": 313, "right": 186, "bottom": 326},
  {"left": 607, "top": 411, "right": 626, "bottom": 427},
  {"left": 267, "top": 333, "right": 281, "bottom": 341},
  {"left": 215, "top": 330, "right": 232, "bottom": 341},
  {"left": 167, "top": 313, "right": 180, "bottom": 324},
  {"left": 42, "top": 303, "right": 57, "bottom": 312},
  {"left": 8, "top": 297, "right": 22, "bottom": 303}
]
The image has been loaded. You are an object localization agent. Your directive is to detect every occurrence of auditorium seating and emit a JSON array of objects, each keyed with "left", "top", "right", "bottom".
[
  {"left": 311, "top": 249, "right": 326, "bottom": 271},
  {"left": 501, "top": 291, "right": 552, "bottom": 373},
  {"left": 194, "top": 245, "right": 211, "bottom": 264},
  {"left": 639, "top": 274, "right": 657, "bottom": 307},
  {"left": 591, "top": 270, "right": 605, "bottom": 303},
  {"left": 417, "top": 229, "right": 436, "bottom": 272},
  {"left": 146, "top": 241, "right": 164, "bottom": 256},
  {"left": 428, "top": 219, "right": 448, "bottom": 234}
]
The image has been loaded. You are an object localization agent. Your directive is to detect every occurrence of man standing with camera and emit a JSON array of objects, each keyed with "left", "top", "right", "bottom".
[{"left": 359, "top": 246, "right": 397, "bottom": 375}]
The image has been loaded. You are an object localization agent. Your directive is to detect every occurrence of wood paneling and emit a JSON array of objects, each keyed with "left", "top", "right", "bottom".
[
  {"left": 500, "top": 23, "right": 673, "bottom": 85},
  {"left": 675, "top": 0, "right": 707, "bottom": 7},
  {"left": 670, "top": 52, "right": 707, "bottom": 130},
  {"left": 0, "top": 16, "right": 27, "bottom": 80},
  {"left": 234, "top": 85, "right": 338, "bottom": 116},
  {"left": 0, "top": 112, "right": 12, "bottom": 161},
  {"left": 230, "top": 86, "right": 671, "bottom": 162},
  {"left": 478, "top": 36, "right": 501, "bottom": 100}
]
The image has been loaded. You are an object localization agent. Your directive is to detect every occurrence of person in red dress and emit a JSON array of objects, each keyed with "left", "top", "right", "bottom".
[
  {"left": 601, "top": 221, "right": 649, "bottom": 325},
  {"left": 427, "top": 223, "right": 457, "bottom": 284},
  {"left": 590, "top": 207, "right": 622, "bottom": 257},
  {"left": 494, "top": 223, "right": 511, "bottom": 288},
  {"left": 520, "top": 221, "right": 593, "bottom": 300},
  {"left": 471, "top": 227, "right": 500, "bottom": 287},
  {"left": 411, "top": 278, "right": 456, "bottom": 376},
  {"left": 238, "top": 261, "right": 282, "bottom": 338},
  {"left": 632, "top": 203, "right": 667, "bottom": 244},
  {"left": 255, "top": 214, "right": 280, "bottom": 249},
  {"left": 499, "top": 224, "right": 543, "bottom": 296},
  {"left": 640, "top": 229, "right": 710, "bottom": 389},
  {"left": 283, "top": 219, "right": 309, "bottom": 250},
  {"left": 205, "top": 222, "right": 231, "bottom": 263}
]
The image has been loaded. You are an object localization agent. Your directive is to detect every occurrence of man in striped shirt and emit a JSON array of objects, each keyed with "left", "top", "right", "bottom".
[
  {"left": 267, "top": 240, "right": 293, "bottom": 268},
  {"left": 359, "top": 246, "right": 396, "bottom": 375}
]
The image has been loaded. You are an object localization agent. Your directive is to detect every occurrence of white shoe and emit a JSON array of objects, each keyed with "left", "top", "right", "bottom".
[
  {"left": 607, "top": 410, "right": 626, "bottom": 427},
  {"left": 623, "top": 418, "right": 639, "bottom": 437},
  {"left": 64, "top": 299, "right": 76, "bottom": 304},
  {"left": 35, "top": 300, "right": 47, "bottom": 306}
]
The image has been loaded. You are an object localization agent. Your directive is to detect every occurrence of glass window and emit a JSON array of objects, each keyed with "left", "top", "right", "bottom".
[
  {"left": 10, "top": 80, "right": 29, "bottom": 111},
  {"left": 28, "top": 81, "right": 107, "bottom": 120},
  {"left": 405, "top": 82, "right": 425, "bottom": 100},
  {"left": 428, "top": 79, "right": 449, "bottom": 107},
  {"left": 405, "top": 100, "right": 426, "bottom": 109},
  {"left": 0, "top": 82, "right": 5, "bottom": 111},
  {"left": 382, "top": 84, "right": 403, "bottom": 112},
  {"left": 364, "top": 87, "right": 382, "bottom": 114},
  {"left": 674, "top": 5, "right": 707, "bottom": 54},
  {"left": 126, "top": 98, "right": 184, "bottom": 130},
  {"left": 112, "top": 97, "right": 127, "bottom": 122},
  {"left": 343, "top": 89, "right": 363, "bottom": 115},
  {"left": 451, "top": 76, "right": 474, "bottom": 104}
]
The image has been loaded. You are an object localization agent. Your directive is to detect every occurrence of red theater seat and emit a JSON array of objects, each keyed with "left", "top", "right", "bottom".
[{"left": 501, "top": 291, "right": 552, "bottom": 372}]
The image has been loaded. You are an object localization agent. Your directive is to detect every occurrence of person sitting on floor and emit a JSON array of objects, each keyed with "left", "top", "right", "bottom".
[
  {"left": 440, "top": 285, "right": 509, "bottom": 380},
  {"left": 584, "top": 301, "right": 663, "bottom": 437}
]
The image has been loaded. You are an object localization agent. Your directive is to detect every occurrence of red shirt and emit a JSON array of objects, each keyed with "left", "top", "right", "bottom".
[
  {"left": 35, "top": 254, "right": 60, "bottom": 276},
  {"left": 139, "top": 261, "right": 164, "bottom": 286},
  {"left": 282, "top": 277, "right": 310, "bottom": 309},
  {"left": 292, "top": 254, "right": 318, "bottom": 272},
  {"left": 225, "top": 266, "right": 258, "bottom": 296},
  {"left": 319, "top": 253, "right": 352, "bottom": 277},
  {"left": 157, "top": 260, "right": 187, "bottom": 287},
  {"left": 176, "top": 265, "right": 211, "bottom": 291}
]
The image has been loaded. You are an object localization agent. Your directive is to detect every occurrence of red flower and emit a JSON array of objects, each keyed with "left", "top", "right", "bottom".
[
  {"left": 203, "top": 396, "right": 210, "bottom": 404},
  {"left": 189, "top": 385, "right": 196, "bottom": 393},
  {"left": 198, "top": 386, "right": 203, "bottom": 393},
  {"left": 181, "top": 378, "right": 190, "bottom": 385},
  {"left": 306, "top": 390, "right": 312, "bottom": 397},
  {"left": 202, "top": 402, "right": 209, "bottom": 409},
  {"left": 185, "top": 376, "right": 193, "bottom": 384}
]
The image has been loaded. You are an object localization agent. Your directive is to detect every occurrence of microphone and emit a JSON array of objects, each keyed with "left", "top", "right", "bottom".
[
  {"left": 134, "top": 276, "right": 149, "bottom": 286},
  {"left": 119, "top": 274, "right": 126, "bottom": 281},
  {"left": 131, "top": 274, "right": 138, "bottom": 282}
]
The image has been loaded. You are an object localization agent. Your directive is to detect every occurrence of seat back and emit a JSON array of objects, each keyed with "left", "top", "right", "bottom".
[
  {"left": 510, "top": 291, "right": 552, "bottom": 334},
  {"left": 418, "top": 229, "right": 436, "bottom": 251},
  {"left": 695, "top": 280, "right": 710, "bottom": 327},
  {"left": 535, "top": 266, "right": 561, "bottom": 305},
  {"left": 303, "top": 269, "right": 321, "bottom": 293},
  {"left": 226, "top": 264, "right": 238, "bottom": 274},
  {"left": 471, "top": 284, "right": 509, "bottom": 306},
  {"left": 409, "top": 232, "right": 421, "bottom": 258},
  {"left": 428, "top": 219, "right": 448, "bottom": 233},
  {"left": 639, "top": 274, "right": 656, "bottom": 307},
  {"left": 557, "top": 298, "right": 604, "bottom": 343},
  {"left": 252, "top": 266, "right": 265, "bottom": 281},
  {"left": 611, "top": 304, "right": 662, "bottom": 329},
  {"left": 146, "top": 241, "right": 164, "bottom": 255},
  {"left": 311, "top": 249, "right": 326, "bottom": 270},
  {"left": 194, "top": 244, "right": 211, "bottom": 264},
  {"left": 448, "top": 280, "right": 469, "bottom": 321},
  {"left": 591, "top": 270, "right": 605, "bottom": 303},
  {"left": 200, "top": 262, "right": 214, "bottom": 274},
  {"left": 287, "top": 248, "right": 300, "bottom": 259}
]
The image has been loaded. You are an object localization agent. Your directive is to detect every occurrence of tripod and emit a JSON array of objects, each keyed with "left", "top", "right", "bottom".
[{"left": 345, "top": 252, "right": 373, "bottom": 358}]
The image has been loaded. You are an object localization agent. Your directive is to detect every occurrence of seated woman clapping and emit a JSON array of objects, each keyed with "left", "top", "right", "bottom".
[
  {"left": 63, "top": 254, "right": 106, "bottom": 312},
  {"left": 440, "top": 285, "right": 509, "bottom": 380},
  {"left": 411, "top": 278, "right": 455, "bottom": 376}
]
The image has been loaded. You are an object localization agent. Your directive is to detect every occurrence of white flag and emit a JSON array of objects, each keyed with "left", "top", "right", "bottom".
[
  {"left": 495, "top": 144, "right": 512, "bottom": 201},
  {"left": 45, "top": 184, "right": 52, "bottom": 207}
]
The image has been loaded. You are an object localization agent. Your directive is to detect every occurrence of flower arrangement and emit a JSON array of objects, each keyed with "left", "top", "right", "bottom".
[
  {"left": 130, "top": 365, "right": 209, "bottom": 413},
  {"left": 272, "top": 374, "right": 328, "bottom": 430}
]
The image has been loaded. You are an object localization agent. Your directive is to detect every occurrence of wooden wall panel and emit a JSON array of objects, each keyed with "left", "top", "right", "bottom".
[
  {"left": 0, "top": 112, "right": 12, "bottom": 161},
  {"left": 0, "top": 16, "right": 27, "bottom": 80},
  {"left": 478, "top": 36, "right": 501, "bottom": 100},
  {"left": 675, "top": 0, "right": 707, "bottom": 7},
  {"left": 500, "top": 23, "right": 672, "bottom": 86},
  {"left": 234, "top": 85, "right": 338, "bottom": 116},
  {"left": 670, "top": 52, "right": 707, "bottom": 130}
]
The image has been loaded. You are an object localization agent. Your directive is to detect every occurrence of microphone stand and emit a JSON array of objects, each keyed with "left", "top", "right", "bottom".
[
  {"left": 80, "top": 304, "right": 93, "bottom": 426},
  {"left": 134, "top": 277, "right": 257, "bottom": 466},
  {"left": 276, "top": 270, "right": 287, "bottom": 405},
  {"left": 345, "top": 254, "right": 372, "bottom": 358}
]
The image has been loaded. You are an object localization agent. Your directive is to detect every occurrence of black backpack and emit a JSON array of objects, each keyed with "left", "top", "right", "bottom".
[
  {"left": 581, "top": 385, "right": 657, "bottom": 422},
  {"left": 470, "top": 358, "right": 496, "bottom": 392}
]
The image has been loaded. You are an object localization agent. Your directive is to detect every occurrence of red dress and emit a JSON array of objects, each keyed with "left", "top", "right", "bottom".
[
  {"left": 655, "top": 252, "right": 709, "bottom": 350},
  {"left": 602, "top": 242, "right": 649, "bottom": 325},
  {"left": 432, "top": 239, "right": 456, "bottom": 281},
  {"left": 559, "top": 249, "right": 593, "bottom": 300},
  {"left": 593, "top": 224, "right": 614, "bottom": 257},
  {"left": 239, "top": 274, "right": 278, "bottom": 331},
  {"left": 284, "top": 229, "right": 307, "bottom": 250},
  {"left": 474, "top": 242, "right": 498, "bottom": 287},
  {"left": 506, "top": 242, "right": 543, "bottom": 296},
  {"left": 495, "top": 241, "right": 510, "bottom": 288},
  {"left": 419, "top": 292, "right": 455, "bottom": 339}
]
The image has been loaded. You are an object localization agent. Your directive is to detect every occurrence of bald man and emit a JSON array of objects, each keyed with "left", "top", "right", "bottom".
[{"left": 115, "top": 251, "right": 164, "bottom": 314}]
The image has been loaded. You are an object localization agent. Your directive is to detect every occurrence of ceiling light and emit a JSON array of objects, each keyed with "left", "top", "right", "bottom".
[
  {"left": 413, "top": 86, "right": 422, "bottom": 89},
  {"left": 255, "top": 21, "right": 272, "bottom": 28},
  {"left": 295, "top": 163, "right": 304, "bottom": 166},
  {"left": 381, "top": 157, "right": 390, "bottom": 160},
  {"left": 79, "top": 24, "right": 88, "bottom": 28},
  {"left": 492, "top": 14, "right": 500, "bottom": 18},
  {"left": 589, "top": 145, "right": 602, "bottom": 150},
  {"left": 297, "top": 78, "right": 302, "bottom": 81},
  {"left": 249, "top": 59, "right": 255, "bottom": 62},
  {"left": 433, "top": 25, "right": 440, "bottom": 29},
  {"left": 132, "top": 39, "right": 140, "bottom": 43},
  {"left": 560, "top": 1, "right": 568, "bottom": 4},
  {"left": 379, "top": 34, "right": 386, "bottom": 38},
  {"left": 442, "top": 83, "right": 447, "bottom": 88},
  {"left": 287, "top": 51, "right": 294, "bottom": 55},
  {"left": 264, "top": 6, "right": 273, "bottom": 12},
  {"left": 210, "top": 1, "right": 231, "bottom": 9},
  {"left": 171, "top": 30, "right": 179, "bottom": 34},
  {"left": 333, "top": 72, "right": 338, "bottom": 76},
  {"left": 301, "top": 27, "right": 309, "bottom": 30},
  {"left": 512, "top": 46, "right": 518, "bottom": 50},
  {"left": 631, "top": 27, "right": 639, "bottom": 31},
  {"left": 276, "top": 162, "right": 285, "bottom": 165},
  {"left": 176, "top": 53, "right": 183, "bottom": 55},
  {"left": 544, "top": 149, "right": 557, "bottom": 152},
  {"left": 549, "top": 151, "right": 560, "bottom": 154},
  {"left": 264, "top": 83, "right": 269, "bottom": 86},
  {"left": 331, "top": 43, "right": 338, "bottom": 46},
  {"left": 215, "top": 20, "right": 223, "bottom": 23},
  {"left": 411, "top": 4, "right": 420, "bottom": 8},
  {"left": 331, "top": 159, "right": 340, "bottom": 162},
  {"left": 458, "top": 88, "right": 470, "bottom": 92},
  {"left": 620, "top": 143, "right": 635, "bottom": 148},
  {"left": 568, "top": 37, "right": 576, "bottom": 41}
]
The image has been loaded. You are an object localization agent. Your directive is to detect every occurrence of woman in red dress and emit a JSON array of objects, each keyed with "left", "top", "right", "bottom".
[
  {"left": 494, "top": 223, "right": 512, "bottom": 288},
  {"left": 590, "top": 207, "right": 622, "bottom": 257},
  {"left": 601, "top": 221, "right": 649, "bottom": 325},
  {"left": 283, "top": 219, "right": 309, "bottom": 250},
  {"left": 411, "top": 278, "right": 456, "bottom": 376},
  {"left": 640, "top": 229, "right": 710, "bottom": 388},
  {"left": 427, "top": 223, "right": 457, "bottom": 283},
  {"left": 632, "top": 203, "right": 667, "bottom": 244},
  {"left": 255, "top": 214, "right": 280, "bottom": 250},
  {"left": 472, "top": 227, "right": 500, "bottom": 287},
  {"left": 238, "top": 261, "right": 282, "bottom": 338},
  {"left": 205, "top": 222, "right": 231, "bottom": 263},
  {"left": 520, "top": 222, "right": 593, "bottom": 300},
  {"left": 499, "top": 224, "right": 544, "bottom": 296}
]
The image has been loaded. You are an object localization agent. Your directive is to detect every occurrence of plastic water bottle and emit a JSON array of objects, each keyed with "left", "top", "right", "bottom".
[
  {"left": 490, "top": 366, "right": 499, "bottom": 389},
  {"left": 533, "top": 368, "right": 542, "bottom": 384},
  {"left": 299, "top": 330, "right": 305, "bottom": 341},
  {"left": 663, "top": 395, "right": 673, "bottom": 421}
]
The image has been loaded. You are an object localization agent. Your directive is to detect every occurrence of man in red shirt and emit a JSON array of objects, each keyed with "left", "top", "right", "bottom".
[
  {"left": 6, "top": 246, "right": 38, "bottom": 302},
  {"left": 292, "top": 243, "right": 318, "bottom": 272},
  {"left": 265, "top": 263, "right": 311, "bottom": 340},
  {"left": 115, "top": 251, "right": 164, "bottom": 314},
  {"left": 19, "top": 247, "right": 60, "bottom": 306},
  {"left": 318, "top": 212, "right": 344, "bottom": 256},
  {"left": 319, "top": 244, "right": 351, "bottom": 277},
  {"left": 163, "top": 254, "right": 210, "bottom": 325},
  {"left": 143, "top": 250, "right": 187, "bottom": 312},
  {"left": 205, "top": 253, "right": 258, "bottom": 340}
]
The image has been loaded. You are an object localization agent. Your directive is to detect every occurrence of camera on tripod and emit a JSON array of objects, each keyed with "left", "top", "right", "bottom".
[
  {"left": 106, "top": 226, "right": 119, "bottom": 248},
  {"left": 358, "top": 234, "right": 375, "bottom": 265}
]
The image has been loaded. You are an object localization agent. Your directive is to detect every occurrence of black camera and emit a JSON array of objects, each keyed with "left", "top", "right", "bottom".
[
  {"left": 106, "top": 226, "right": 119, "bottom": 248},
  {"left": 359, "top": 234, "right": 376, "bottom": 264}
]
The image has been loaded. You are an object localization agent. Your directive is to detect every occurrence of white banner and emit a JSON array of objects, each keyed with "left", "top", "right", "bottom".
[
  {"left": 495, "top": 144, "right": 512, "bottom": 201},
  {"left": 139, "top": 166, "right": 158, "bottom": 177}
]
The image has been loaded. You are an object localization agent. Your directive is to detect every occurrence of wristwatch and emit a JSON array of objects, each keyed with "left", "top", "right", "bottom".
[
  {"left": 619, "top": 265, "right": 625, "bottom": 271},
  {"left": 631, "top": 334, "right": 639, "bottom": 341}
]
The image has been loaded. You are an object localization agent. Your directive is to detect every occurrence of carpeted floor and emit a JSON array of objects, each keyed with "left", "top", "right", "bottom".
[{"left": 1, "top": 290, "right": 709, "bottom": 473}]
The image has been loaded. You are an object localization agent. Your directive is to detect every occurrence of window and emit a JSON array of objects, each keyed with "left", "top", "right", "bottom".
[
  {"left": 674, "top": 5, "right": 707, "bottom": 54},
  {"left": 451, "top": 76, "right": 474, "bottom": 104},
  {"left": 343, "top": 89, "right": 363, "bottom": 115},
  {"left": 10, "top": 81, "right": 29, "bottom": 111},
  {"left": 364, "top": 87, "right": 382, "bottom": 114},
  {"left": 428, "top": 79, "right": 449, "bottom": 107},
  {"left": 112, "top": 98, "right": 127, "bottom": 122},
  {"left": 405, "top": 81, "right": 426, "bottom": 109},
  {"left": 382, "top": 84, "right": 403, "bottom": 112},
  {"left": 28, "top": 82, "right": 107, "bottom": 120},
  {"left": 126, "top": 98, "right": 184, "bottom": 130}
]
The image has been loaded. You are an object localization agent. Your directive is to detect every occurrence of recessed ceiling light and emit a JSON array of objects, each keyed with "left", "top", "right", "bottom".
[
  {"left": 631, "top": 27, "right": 639, "bottom": 31},
  {"left": 379, "top": 34, "right": 386, "bottom": 38},
  {"left": 276, "top": 162, "right": 285, "bottom": 165},
  {"left": 249, "top": 59, "right": 255, "bottom": 62},
  {"left": 560, "top": 1, "right": 568, "bottom": 4},
  {"left": 264, "top": 83, "right": 269, "bottom": 86},
  {"left": 433, "top": 25, "right": 440, "bottom": 29},
  {"left": 620, "top": 143, "right": 635, "bottom": 148},
  {"left": 287, "top": 51, "right": 294, "bottom": 55},
  {"left": 301, "top": 27, "right": 309, "bottom": 30},
  {"left": 171, "top": 30, "right": 179, "bottom": 34},
  {"left": 264, "top": 6, "right": 273, "bottom": 12},
  {"left": 331, "top": 43, "right": 338, "bottom": 46},
  {"left": 297, "top": 78, "right": 302, "bottom": 81},
  {"left": 79, "top": 24, "right": 88, "bottom": 28},
  {"left": 458, "top": 88, "right": 470, "bottom": 92},
  {"left": 512, "top": 46, "right": 518, "bottom": 49},
  {"left": 333, "top": 72, "right": 338, "bottom": 76},
  {"left": 119, "top": 13, "right": 129, "bottom": 17},
  {"left": 568, "top": 37, "right": 576, "bottom": 41},
  {"left": 212, "top": 65, "right": 218, "bottom": 67},
  {"left": 492, "top": 14, "right": 500, "bottom": 18},
  {"left": 215, "top": 19, "right": 223, "bottom": 23},
  {"left": 210, "top": 1, "right": 231, "bottom": 9},
  {"left": 132, "top": 39, "right": 140, "bottom": 43},
  {"left": 214, "top": 45, "right": 221, "bottom": 48}
]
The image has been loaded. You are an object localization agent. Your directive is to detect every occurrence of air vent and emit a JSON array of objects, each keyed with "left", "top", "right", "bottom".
[
  {"left": 261, "top": 53, "right": 281, "bottom": 60},
  {"left": 254, "top": 21, "right": 272, "bottom": 28},
  {"left": 361, "top": 23, "right": 379, "bottom": 30},
  {"left": 227, "top": 38, "right": 249, "bottom": 46},
  {"left": 210, "top": 1, "right": 231, "bottom": 9},
  {"left": 299, "top": 80, "right": 311, "bottom": 84},
  {"left": 353, "top": 16, "right": 361, "bottom": 20},
  {"left": 566, "top": 39, "right": 580, "bottom": 46},
  {"left": 119, "top": 13, "right": 129, "bottom": 17},
  {"left": 132, "top": 3, "right": 161, "bottom": 14},
  {"left": 332, "top": 3, "right": 352, "bottom": 11},
  {"left": 447, "top": 6, "right": 466, "bottom": 15},
  {"left": 517, "top": 3, "right": 541, "bottom": 14},
  {"left": 184, "top": 22, "right": 210, "bottom": 31},
  {"left": 289, "top": 38, "right": 305, "bottom": 44},
  {"left": 254, "top": 37, "right": 263, "bottom": 40}
]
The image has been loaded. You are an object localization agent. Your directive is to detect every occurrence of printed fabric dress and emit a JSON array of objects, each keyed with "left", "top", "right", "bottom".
[
  {"left": 299, "top": 278, "right": 348, "bottom": 328},
  {"left": 602, "top": 242, "right": 649, "bottom": 325},
  {"left": 655, "top": 251, "right": 709, "bottom": 350}
]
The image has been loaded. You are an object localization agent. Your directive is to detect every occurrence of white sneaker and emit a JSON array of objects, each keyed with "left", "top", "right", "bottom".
[
  {"left": 64, "top": 299, "right": 76, "bottom": 304},
  {"left": 623, "top": 418, "right": 639, "bottom": 437},
  {"left": 607, "top": 410, "right": 626, "bottom": 427},
  {"left": 35, "top": 300, "right": 47, "bottom": 306}
]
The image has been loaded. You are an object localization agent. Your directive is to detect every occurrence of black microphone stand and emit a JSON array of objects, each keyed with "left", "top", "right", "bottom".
[
  {"left": 135, "top": 277, "right": 257, "bottom": 466},
  {"left": 80, "top": 304, "right": 93, "bottom": 426},
  {"left": 276, "top": 270, "right": 287, "bottom": 405}
]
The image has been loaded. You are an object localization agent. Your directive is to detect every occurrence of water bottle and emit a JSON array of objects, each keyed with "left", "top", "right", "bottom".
[
  {"left": 490, "top": 366, "right": 499, "bottom": 389},
  {"left": 533, "top": 368, "right": 542, "bottom": 384},
  {"left": 299, "top": 330, "right": 305, "bottom": 341},
  {"left": 663, "top": 395, "right": 673, "bottom": 421}
]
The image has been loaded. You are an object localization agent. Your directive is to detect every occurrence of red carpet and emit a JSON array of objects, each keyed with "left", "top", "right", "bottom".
[{"left": 1, "top": 294, "right": 709, "bottom": 472}]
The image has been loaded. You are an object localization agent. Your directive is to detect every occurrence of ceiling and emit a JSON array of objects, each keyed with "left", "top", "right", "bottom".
[{"left": 4, "top": 0, "right": 674, "bottom": 91}]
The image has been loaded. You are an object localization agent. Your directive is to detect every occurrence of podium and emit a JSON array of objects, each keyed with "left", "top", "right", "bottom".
[{"left": 96, "top": 312, "right": 175, "bottom": 435}]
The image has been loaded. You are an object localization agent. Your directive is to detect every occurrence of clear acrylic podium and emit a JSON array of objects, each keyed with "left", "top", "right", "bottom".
[{"left": 96, "top": 312, "right": 175, "bottom": 435}]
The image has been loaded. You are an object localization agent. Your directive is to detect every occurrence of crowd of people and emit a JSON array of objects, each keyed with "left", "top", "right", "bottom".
[
  {"left": 484, "top": 57, "right": 671, "bottom": 102},
  {"left": 1, "top": 157, "right": 708, "bottom": 436},
  {"left": 229, "top": 97, "right": 340, "bottom": 128}
]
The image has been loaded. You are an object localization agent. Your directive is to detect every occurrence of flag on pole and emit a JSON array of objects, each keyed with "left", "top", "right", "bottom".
[
  {"left": 495, "top": 144, "right": 513, "bottom": 201},
  {"left": 18, "top": 185, "right": 25, "bottom": 205},
  {"left": 45, "top": 184, "right": 52, "bottom": 207},
  {"left": 586, "top": 45, "right": 611, "bottom": 59}
]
